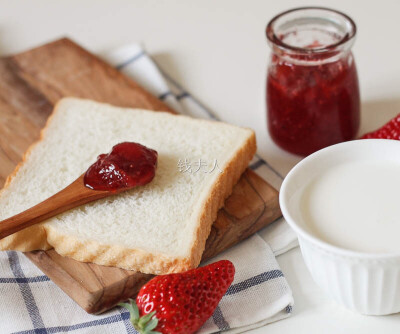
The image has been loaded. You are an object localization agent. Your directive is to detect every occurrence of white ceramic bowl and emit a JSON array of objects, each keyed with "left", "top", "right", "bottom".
[{"left": 280, "top": 139, "right": 400, "bottom": 315}]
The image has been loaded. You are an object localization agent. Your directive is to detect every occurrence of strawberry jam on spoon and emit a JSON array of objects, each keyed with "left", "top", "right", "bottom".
[{"left": 84, "top": 142, "right": 158, "bottom": 191}]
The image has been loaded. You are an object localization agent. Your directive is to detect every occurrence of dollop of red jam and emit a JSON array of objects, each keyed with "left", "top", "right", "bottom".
[
  {"left": 84, "top": 142, "right": 158, "bottom": 191},
  {"left": 267, "top": 53, "right": 360, "bottom": 156}
]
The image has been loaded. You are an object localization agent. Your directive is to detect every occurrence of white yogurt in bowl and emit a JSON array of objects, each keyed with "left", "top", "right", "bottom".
[
  {"left": 301, "top": 160, "right": 400, "bottom": 253},
  {"left": 280, "top": 139, "right": 400, "bottom": 315}
]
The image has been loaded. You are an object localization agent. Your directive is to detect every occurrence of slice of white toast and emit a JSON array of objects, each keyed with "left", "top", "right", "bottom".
[{"left": 0, "top": 98, "right": 256, "bottom": 274}]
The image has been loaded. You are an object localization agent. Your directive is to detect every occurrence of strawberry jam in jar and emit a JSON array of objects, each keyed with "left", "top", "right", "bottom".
[{"left": 266, "top": 7, "right": 360, "bottom": 156}]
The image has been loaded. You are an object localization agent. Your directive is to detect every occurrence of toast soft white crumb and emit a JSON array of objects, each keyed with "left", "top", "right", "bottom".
[{"left": 0, "top": 98, "right": 256, "bottom": 274}]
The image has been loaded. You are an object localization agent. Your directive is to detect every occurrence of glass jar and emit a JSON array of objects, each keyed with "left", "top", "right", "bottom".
[{"left": 266, "top": 7, "right": 360, "bottom": 156}]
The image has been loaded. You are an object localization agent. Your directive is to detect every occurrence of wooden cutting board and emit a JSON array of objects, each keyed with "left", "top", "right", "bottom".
[{"left": 0, "top": 38, "right": 281, "bottom": 314}]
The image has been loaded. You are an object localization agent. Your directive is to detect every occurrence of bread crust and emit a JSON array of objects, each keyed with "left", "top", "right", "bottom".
[{"left": 0, "top": 97, "right": 256, "bottom": 274}]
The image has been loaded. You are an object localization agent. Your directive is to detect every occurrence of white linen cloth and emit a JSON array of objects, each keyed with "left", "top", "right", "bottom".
[{"left": 0, "top": 44, "right": 297, "bottom": 334}]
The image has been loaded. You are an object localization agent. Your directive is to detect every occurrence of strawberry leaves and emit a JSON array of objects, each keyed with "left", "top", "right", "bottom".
[{"left": 119, "top": 299, "right": 161, "bottom": 334}]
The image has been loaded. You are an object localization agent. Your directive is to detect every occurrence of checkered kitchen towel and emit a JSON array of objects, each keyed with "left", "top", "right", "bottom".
[{"left": 0, "top": 44, "right": 296, "bottom": 334}]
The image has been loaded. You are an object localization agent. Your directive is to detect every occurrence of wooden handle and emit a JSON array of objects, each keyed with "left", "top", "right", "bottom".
[{"left": 0, "top": 175, "right": 110, "bottom": 239}]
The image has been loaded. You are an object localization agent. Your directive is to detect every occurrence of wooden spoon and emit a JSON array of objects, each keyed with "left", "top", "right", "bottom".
[
  {"left": 0, "top": 142, "right": 158, "bottom": 240},
  {"left": 0, "top": 174, "right": 125, "bottom": 239}
]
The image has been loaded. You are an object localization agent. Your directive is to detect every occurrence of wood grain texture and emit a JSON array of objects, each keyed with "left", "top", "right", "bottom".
[{"left": 0, "top": 38, "right": 281, "bottom": 314}]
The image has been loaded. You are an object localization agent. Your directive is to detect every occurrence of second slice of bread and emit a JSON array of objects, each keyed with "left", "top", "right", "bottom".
[{"left": 0, "top": 98, "right": 256, "bottom": 274}]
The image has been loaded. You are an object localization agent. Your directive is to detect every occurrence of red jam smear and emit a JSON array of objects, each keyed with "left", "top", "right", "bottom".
[
  {"left": 267, "top": 53, "right": 360, "bottom": 156},
  {"left": 84, "top": 142, "right": 158, "bottom": 191}
]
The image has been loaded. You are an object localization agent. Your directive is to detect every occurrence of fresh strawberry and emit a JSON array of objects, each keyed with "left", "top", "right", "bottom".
[
  {"left": 119, "top": 260, "right": 235, "bottom": 334},
  {"left": 361, "top": 114, "right": 400, "bottom": 140}
]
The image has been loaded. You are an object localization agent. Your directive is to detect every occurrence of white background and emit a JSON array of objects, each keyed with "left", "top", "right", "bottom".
[{"left": 1, "top": 0, "right": 400, "bottom": 332}]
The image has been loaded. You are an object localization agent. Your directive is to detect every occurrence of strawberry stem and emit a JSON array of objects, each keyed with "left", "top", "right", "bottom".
[{"left": 119, "top": 299, "right": 161, "bottom": 334}]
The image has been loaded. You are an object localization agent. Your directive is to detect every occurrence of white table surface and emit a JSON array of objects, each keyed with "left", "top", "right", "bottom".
[{"left": 2, "top": 0, "right": 400, "bottom": 332}]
